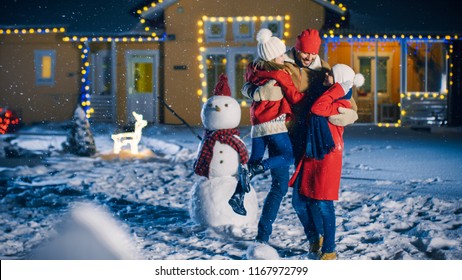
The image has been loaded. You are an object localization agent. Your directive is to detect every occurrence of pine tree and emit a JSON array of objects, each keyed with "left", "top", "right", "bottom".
[{"left": 62, "top": 106, "right": 96, "bottom": 156}]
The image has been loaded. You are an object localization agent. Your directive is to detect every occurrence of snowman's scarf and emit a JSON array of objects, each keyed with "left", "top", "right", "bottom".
[{"left": 194, "top": 128, "right": 249, "bottom": 178}]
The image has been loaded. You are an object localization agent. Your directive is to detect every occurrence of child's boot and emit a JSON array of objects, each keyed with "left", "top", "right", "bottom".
[
  {"left": 228, "top": 182, "right": 247, "bottom": 216},
  {"left": 239, "top": 161, "right": 265, "bottom": 192}
]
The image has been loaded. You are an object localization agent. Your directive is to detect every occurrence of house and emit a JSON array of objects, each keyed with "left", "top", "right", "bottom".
[{"left": 1, "top": 0, "right": 461, "bottom": 129}]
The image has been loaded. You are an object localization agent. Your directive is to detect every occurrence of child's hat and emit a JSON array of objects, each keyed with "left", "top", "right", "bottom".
[
  {"left": 256, "top": 28, "right": 286, "bottom": 61},
  {"left": 332, "top": 64, "right": 365, "bottom": 87}
]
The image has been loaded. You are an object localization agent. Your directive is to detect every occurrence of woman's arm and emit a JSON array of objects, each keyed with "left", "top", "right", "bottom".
[{"left": 311, "top": 83, "right": 352, "bottom": 117}]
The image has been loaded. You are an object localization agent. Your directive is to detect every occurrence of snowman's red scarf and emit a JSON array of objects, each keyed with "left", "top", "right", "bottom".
[{"left": 194, "top": 128, "right": 249, "bottom": 178}]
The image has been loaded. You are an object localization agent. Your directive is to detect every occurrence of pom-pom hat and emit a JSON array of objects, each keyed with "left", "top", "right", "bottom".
[
  {"left": 295, "top": 29, "right": 321, "bottom": 54},
  {"left": 213, "top": 73, "right": 232, "bottom": 96},
  {"left": 332, "top": 64, "right": 365, "bottom": 87},
  {"left": 256, "top": 28, "right": 286, "bottom": 61}
]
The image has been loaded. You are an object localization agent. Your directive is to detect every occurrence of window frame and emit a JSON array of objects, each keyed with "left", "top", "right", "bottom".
[
  {"left": 260, "top": 20, "right": 284, "bottom": 38},
  {"left": 34, "top": 50, "right": 56, "bottom": 86},
  {"left": 232, "top": 20, "right": 255, "bottom": 42},
  {"left": 204, "top": 21, "right": 227, "bottom": 42}
]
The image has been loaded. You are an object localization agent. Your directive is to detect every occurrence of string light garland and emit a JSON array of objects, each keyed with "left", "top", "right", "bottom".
[
  {"left": 135, "top": 0, "right": 164, "bottom": 38},
  {"left": 78, "top": 43, "right": 92, "bottom": 118},
  {"left": 0, "top": 27, "right": 65, "bottom": 35}
]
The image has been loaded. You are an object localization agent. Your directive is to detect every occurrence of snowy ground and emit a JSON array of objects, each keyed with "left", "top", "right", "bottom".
[{"left": 1, "top": 123, "right": 461, "bottom": 260}]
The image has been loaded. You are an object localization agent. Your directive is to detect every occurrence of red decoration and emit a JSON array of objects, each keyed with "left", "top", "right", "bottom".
[{"left": 0, "top": 108, "right": 21, "bottom": 134}]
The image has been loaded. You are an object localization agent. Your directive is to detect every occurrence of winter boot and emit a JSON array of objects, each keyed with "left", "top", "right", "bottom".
[
  {"left": 309, "top": 236, "right": 324, "bottom": 253},
  {"left": 319, "top": 252, "right": 337, "bottom": 260},
  {"left": 239, "top": 161, "right": 265, "bottom": 193},
  {"left": 228, "top": 182, "right": 247, "bottom": 216}
]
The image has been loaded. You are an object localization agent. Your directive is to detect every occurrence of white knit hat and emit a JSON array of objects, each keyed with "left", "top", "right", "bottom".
[
  {"left": 256, "top": 28, "right": 286, "bottom": 61},
  {"left": 332, "top": 64, "right": 365, "bottom": 87}
]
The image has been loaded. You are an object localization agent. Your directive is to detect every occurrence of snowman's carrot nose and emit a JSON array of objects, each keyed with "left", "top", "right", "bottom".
[{"left": 214, "top": 105, "right": 221, "bottom": 112}]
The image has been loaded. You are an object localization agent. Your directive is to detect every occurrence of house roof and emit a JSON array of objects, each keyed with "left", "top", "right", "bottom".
[
  {"left": 339, "top": 0, "right": 462, "bottom": 36},
  {"left": 0, "top": 0, "right": 150, "bottom": 36}
]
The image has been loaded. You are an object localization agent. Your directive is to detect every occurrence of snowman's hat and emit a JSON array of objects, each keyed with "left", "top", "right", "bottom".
[{"left": 213, "top": 73, "right": 232, "bottom": 97}]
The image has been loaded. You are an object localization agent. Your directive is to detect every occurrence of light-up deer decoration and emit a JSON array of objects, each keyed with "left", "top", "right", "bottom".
[{"left": 111, "top": 112, "right": 147, "bottom": 154}]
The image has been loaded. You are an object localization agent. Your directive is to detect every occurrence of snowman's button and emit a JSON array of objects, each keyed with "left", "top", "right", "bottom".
[{"left": 220, "top": 160, "right": 224, "bottom": 164}]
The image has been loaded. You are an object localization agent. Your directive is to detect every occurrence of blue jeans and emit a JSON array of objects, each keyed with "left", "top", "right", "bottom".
[
  {"left": 292, "top": 182, "right": 336, "bottom": 253},
  {"left": 249, "top": 132, "right": 294, "bottom": 170},
  {"left": 251, "top": 133, "right": 294, "bottom": 242}
]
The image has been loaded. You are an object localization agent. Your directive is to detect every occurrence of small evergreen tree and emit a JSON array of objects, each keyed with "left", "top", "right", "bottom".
[{"left": 62, "top": 106, "right": 96, "bottom": 156}]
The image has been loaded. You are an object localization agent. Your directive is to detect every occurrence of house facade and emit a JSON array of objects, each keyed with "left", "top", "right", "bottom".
[
  {"left": 1, "top": 0, "right": 461, "bottom": 128},
  {"left": 1, "top": 0, "right": 329, "bottom": 126}
]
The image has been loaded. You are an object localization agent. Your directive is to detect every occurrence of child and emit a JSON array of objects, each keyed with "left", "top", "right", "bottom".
[
  {"left": 289, "top": 64, "right": 364, "bottom": 260},
  {"left": 229, "top": 28, "right": 303, "bottom": 244}
]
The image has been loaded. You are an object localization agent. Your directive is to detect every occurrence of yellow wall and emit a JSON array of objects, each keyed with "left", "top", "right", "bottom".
[
  {"left": 0, "top": 33, "right": 80, "bottom": 124},
  {"left": 162, "top": 0, "right": 324, "bottom": 125}
]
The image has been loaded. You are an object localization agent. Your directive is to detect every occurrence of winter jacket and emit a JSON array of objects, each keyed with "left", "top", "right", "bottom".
[
  {"left": 289, "top": 83, "right": 351, "bottom": 200},
  {"left": 244, "top": 63, "right": 295, "bottom": 138}
]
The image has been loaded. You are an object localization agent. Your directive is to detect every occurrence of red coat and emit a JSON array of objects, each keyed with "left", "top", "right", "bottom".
[
  {"left": 289, "top": 83, "right": 351, "bottom": 200},
  {"left": 245, "top": 64, "right": 304, "bottom": 125}
]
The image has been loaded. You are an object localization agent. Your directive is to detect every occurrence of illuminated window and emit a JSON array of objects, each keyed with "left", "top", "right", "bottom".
[
  {"left": 34, "top": 50, "right": 56, "bottom": 86},
  {"left": 134, "top": 62, "right": 153, "bottom": 93},
  {"left": 233, "top": 21, "right": 254, "bottom": 42},
  {"left": 407, "top": 41, "right": 447, "bottom": 93},
  {"left": 205, "top": 21, "right": 226, "bottom": 42}
]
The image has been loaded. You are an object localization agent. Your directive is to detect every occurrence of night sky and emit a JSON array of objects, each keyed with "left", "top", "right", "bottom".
[{"left": 0, "top": 0, "right": 460, "bottom": 34}]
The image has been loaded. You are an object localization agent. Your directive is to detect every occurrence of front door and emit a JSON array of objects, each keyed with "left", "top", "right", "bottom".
[
  {"left": 126, "top": 50, "right": 159, "bottom": 123},
  {"left": 354, "top": 52, "right": 394, "bottom": 123}
]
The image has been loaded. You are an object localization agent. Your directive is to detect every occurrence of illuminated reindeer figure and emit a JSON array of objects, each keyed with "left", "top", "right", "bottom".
[{"left": 111, "top": 112, "right": 147, "bottom": 154}]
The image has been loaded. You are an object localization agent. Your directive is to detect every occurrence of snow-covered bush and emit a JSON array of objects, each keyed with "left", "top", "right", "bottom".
[{"left": 62, "top": 106, "right": 96, "bottom": 156}]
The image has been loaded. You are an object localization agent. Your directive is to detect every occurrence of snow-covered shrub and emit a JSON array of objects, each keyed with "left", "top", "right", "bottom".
[{"left": 62, "top": 106, "right": 96, "bottom": 156}]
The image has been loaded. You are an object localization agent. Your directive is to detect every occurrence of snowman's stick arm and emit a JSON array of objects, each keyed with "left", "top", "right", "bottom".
[{"left": 157, "top": 96, "right": 203, "bottom": 141}]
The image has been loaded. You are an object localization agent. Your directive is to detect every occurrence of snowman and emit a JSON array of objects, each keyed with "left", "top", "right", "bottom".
[{"left": 190, "top": 74, "right": 258, "bottom": 229}]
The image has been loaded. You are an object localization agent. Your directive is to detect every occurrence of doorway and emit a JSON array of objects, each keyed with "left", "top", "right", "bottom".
[
  {"left": 126, "top": 50, "right": 159, "bottom": 123},
  {"left": 354, "top": 52, "right": 395, "bottom": 123}
]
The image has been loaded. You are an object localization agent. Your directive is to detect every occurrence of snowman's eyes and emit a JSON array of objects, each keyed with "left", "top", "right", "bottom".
[
  {"left": 207, "top": 103, "right": 213, "bottom": 107},
  {"left": 225, "top": 104, "right": 229, "bottom": 107}
]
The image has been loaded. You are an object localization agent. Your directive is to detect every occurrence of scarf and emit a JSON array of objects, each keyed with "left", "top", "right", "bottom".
[
  {"left": 194, "top": 128, "right": 249, "bottom": 178},
  {"left": 305, "top": 88, "right": 352, "bottom": 160}
]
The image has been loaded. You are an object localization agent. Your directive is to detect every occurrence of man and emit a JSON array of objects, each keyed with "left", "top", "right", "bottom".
[{"left": 242, "top": 28, "right": 358, "bottom": 259}]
